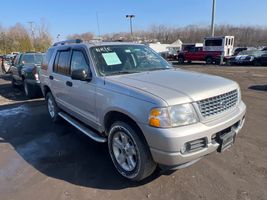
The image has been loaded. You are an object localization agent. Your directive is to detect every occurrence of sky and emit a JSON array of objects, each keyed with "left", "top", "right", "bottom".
[{"left": 1, "top": 0, "right": 267, "bottom": 40}]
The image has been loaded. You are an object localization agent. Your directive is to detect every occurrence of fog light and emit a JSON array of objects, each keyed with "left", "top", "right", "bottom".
[{"left": 180, "top": 144, "right": 187, "bottom": 154}]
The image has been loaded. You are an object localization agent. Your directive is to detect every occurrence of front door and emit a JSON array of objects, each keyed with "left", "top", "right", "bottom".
[{"left": 67, "top": 48, "right": 97, "bottom": 127}]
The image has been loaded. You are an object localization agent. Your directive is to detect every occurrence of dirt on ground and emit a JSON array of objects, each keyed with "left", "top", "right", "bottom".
[{"left": 0, "top": 66, "right": 266, "bottom": 200}]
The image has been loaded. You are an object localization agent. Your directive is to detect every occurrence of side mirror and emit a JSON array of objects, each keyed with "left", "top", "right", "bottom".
[{"left": 71, "top": 69, "right": 92, "bottom": 81}]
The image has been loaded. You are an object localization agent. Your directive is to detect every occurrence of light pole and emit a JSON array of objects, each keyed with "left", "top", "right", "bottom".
[
  {"left": 126, "top": 14, "right": 135, "bottom": 41},
  {"left": 28, "top": 21, "right": 35, "bottom": 51},
  {"left": 210, "top": 0, "right": 216, "bottom": 36}
]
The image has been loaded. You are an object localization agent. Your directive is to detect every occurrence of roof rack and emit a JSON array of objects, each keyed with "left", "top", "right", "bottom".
[{"left": 53, "top": 39, "right": 83, "bottom": 46}]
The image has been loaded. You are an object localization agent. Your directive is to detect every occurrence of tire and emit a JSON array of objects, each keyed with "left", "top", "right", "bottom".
[
  {"left": 187, "top": 60, "right": 192, "bottom": 64},
  {"left": 11, "top": 77, "right": 17, "bottom": 88},
  {"left": 253, "top": 60, "right": 261, "bottom": 66},
  {"left": 108, "top": 121, "right": 156, "bottom": 181},
  {"left": 46, "top": 92, "right": 61, "bottom": 123},
  {"left": 23, "top": 81, "right": 36, "bottom": 98},
  {"left": 206, "top": 57, "right": 213, "bottom": 65},
  {"left": 178, "top": 57, "right": 184, "bottom": 64}
]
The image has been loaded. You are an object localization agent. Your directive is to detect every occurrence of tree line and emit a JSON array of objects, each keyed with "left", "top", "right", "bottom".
[
  {"left": 0, "top": 21, "right": 52, "bottom": 54},
  {"left": 103, "top": 24, "right": 267, "bottom": 47}
]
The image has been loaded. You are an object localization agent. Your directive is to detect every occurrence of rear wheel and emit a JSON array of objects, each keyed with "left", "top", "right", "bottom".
[
  {"left": 46, "top": 92, "right": 61, "bottom": 123},
  {"left": 23, "top": 81, "right": 36, "bottom": 98},
  {"left": 206, "top": 57, "right": 213, "bottom": 65},
  {"left": 108, "top": 121, "right": 156, "bottom": 181}
]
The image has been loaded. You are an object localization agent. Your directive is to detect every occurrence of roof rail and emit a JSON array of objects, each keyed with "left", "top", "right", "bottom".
[{"left": 53, "top": 39, "right": 83, "bottom": 46}]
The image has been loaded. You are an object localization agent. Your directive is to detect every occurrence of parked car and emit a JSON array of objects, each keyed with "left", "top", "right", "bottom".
[
  {"left": 177, "top": 46, "right": 222, "bottom": 64},
  {"left": 233, "top": 47, "right": 247, "bottom": 56},
  {"left": 40, "top": 39, "right": 246, "bottom": 181},
  {"left": 225, "top": 50, "right": 265, "bottom": 66},
  {"left": 10, "top": 52, "right": 44, "bottom": 98},
  {"left": 255, "top": 51, "right": 267, "bottom": 66}
]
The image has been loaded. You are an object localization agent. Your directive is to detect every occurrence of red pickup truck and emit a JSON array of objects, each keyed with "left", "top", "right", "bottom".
[{"left": 177, "top": 47, "right": 222, "bottom": 64}]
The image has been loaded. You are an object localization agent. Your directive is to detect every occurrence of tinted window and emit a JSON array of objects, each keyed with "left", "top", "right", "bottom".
[
  {"left": 71, "top": 50, "right": 89, "bottom": 72},
  {"left": 205, "top": 39, "right": 223, "bottom": 46},
  {"left": 54, "top": 50, "right": 70, "bottom": 75},
  {"left": 42, "top": 49, "right": 55, "bottom": 70}
]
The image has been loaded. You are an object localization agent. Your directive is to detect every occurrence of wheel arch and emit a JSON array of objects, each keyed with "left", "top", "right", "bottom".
[{"left": 103, "top": 110, "right": 149, "bottom": 147}]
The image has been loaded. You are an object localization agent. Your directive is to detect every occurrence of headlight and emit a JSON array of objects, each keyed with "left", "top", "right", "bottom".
[{"left": 149, "top": 103, "right": 198, "bottom": 128}]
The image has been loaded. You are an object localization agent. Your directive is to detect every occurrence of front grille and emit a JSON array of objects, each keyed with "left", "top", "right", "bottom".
[{"left": 197, "top": 90, "right": 238, "bottom": 118}]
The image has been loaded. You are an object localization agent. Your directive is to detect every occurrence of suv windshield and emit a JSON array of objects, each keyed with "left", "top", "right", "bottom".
[{"left": 90, "top": 45, "right": 172, "bottom": 76}]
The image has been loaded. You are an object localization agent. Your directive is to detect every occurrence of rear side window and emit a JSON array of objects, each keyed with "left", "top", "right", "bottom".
[
  {"left": 42, "top": 49, "right": 55, "bottom": 70},
  {"left": 54, "top": 50, "right": 71, "bottom": 76}
]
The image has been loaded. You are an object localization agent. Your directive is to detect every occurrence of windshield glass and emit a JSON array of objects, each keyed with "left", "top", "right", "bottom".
[{"left": 90, "top": 45, "right": 172, "bottom": 76}]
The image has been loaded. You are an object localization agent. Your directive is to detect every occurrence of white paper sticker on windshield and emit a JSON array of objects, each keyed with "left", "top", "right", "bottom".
[{"left": 102, "top": 52, "right": 122, "bottom": 66}]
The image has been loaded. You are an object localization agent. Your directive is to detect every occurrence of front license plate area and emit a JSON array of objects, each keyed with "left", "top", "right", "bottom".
[{"left": 217, "top": 130, "right": 236, "bottom": 153}]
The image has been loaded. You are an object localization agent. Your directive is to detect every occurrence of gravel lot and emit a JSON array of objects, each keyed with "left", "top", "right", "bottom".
[{"left": 0, "top": 65, "right": 267, "bottom": 200}]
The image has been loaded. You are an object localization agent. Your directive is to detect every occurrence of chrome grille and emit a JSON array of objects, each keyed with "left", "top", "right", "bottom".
[{"left": 197, "top": 90, "right": 238, "bottom": 117}]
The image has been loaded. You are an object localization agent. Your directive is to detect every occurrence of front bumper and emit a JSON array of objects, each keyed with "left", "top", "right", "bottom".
[{"left": 140, "top": 101, "right": 246, "bottom": 167}]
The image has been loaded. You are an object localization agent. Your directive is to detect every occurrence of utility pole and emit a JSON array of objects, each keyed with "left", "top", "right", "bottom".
[
  {"left": 126, "top": 15, "right": 135, "bottom": 41},
  {"left": 210, "top": 0, "right": 216, "bottom": 36}
]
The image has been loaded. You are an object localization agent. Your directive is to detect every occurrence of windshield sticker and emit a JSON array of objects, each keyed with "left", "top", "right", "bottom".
[
  {"left": 125, "top": 49, "right": 131, "bottom": 53},
  {"left": 102, "top": 52, "right": 122, "bottom": 66}
]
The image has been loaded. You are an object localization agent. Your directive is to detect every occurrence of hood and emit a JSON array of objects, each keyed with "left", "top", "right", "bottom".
[{"left": 107, "top": 69, "right": 238, "bottom": 106}]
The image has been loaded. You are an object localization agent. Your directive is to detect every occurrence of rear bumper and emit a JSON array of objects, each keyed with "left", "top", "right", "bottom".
[
  {"left": 140, "top": 101, "right": 246, "bottom": 167},
  {"left": 25, "top": 79, "right": 41, "bottom": 87}
]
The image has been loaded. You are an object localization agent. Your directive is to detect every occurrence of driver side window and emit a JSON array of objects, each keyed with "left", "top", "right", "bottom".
[{"left": 71, "top": 50, "right": 89, "bottom": 74}]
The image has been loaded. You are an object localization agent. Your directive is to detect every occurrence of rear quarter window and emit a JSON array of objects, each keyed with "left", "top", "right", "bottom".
[{"left": 41, "top": 49, "right": 55, "bottom": 70}]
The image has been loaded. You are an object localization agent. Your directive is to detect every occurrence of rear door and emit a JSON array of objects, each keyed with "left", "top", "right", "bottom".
[
  {"left": 67, "top": 47, "right": 97, "bottom": 126},
  {"left": 50, "top": 48, "right": 72, "bottom": 109}
]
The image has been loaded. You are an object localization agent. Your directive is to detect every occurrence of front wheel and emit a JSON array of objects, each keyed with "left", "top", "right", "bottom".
[{"left": 108, "top": 121, "right": 156, "bottom": 181}]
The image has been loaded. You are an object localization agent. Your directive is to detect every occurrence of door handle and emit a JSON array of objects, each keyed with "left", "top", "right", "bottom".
[
  {"left": 49, "top": 75, "right": 54, "bottom": 80},
  {"left": 66, "top": 81, "right": 73, "bottom": 87}
]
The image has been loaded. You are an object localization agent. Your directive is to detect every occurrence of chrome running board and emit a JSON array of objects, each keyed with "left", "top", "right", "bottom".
[{"left": 58, "top": 112, "right": 107, "bottom": 143}]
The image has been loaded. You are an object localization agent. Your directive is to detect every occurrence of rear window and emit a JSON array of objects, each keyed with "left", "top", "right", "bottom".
[
  {"left": 205, "top": 39, "right": 223, "bottom": 46},
  {"left": 21, "top": 53, "right": 43, "bottom": 65}
]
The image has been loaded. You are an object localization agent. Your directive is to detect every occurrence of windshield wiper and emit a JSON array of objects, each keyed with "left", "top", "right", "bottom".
[
  {"left": 147, "top": 67, "right": 171, "bottom": 71},
  {"left": 107, "top": 71, "right": 139, "bottom": 76}
]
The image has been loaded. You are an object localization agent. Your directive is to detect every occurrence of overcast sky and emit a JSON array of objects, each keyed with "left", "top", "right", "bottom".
[{"left": 1, "top": 0, "right": 266, "bottom": 39}]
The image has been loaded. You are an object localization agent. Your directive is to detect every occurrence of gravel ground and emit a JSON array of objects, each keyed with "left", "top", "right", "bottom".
[{"left": 0, "top": 66, "right": 266, "bottom": 200}]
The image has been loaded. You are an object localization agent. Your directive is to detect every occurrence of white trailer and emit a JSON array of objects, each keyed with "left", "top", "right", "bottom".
[{"left": 203, "top": 36, "right": 234, "bottom": 56}]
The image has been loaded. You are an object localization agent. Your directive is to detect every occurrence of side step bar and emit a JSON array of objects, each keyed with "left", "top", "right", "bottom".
[{"left": 58, "top": 112, "right": 107, "bottom": 143}]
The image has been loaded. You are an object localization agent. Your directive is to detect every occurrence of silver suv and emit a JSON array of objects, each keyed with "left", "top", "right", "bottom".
[{"left": 40, "top": 40, "right": 246, "bottom": 181}]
